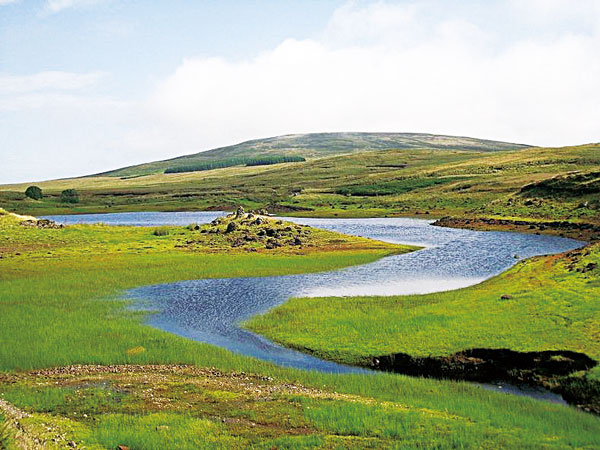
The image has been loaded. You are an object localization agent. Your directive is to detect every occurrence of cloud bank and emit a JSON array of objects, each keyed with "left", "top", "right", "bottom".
[{"left": 141, "top": 0, "right": 600, "bottom": 152}]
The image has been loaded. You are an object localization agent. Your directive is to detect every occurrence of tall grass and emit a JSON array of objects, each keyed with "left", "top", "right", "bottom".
[
  {"left": 247, "top": 244, "right": 600, "bottom": 377},
  {"left": 93, "top": 414, "right": 243, "bottom": 450},
  {"left": 0, "top": 416, "right": 11, "bottom": 450},
  {"left": 0, "top": 219, "right": 599, "bottom": 447}
]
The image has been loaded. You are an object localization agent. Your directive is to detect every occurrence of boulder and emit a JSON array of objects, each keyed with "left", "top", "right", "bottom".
[
  {"left": 226, "top": 222, "right": 238, "bottom": 233},
  {"left": 265, "top": 238, "right": 282, "bottom": 249}
]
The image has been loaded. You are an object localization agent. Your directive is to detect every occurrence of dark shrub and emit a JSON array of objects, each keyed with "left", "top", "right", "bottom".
[
  {"left": 25, "top": 185, "right": 43, "bottom": 200},
  {"left": 152, "top": 226, "right": 170, "bottom": 236},
  {"left": 60, "top": 189, "right": 80, "bottom": 203}
]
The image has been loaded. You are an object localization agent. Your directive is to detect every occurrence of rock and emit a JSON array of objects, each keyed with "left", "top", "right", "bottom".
[
  {"left": 226, "top": 222, "right": 238, "bottom": 233},
  {"left": 194, "top": 225, "right": 200, "bottom": 230},
  {"left": 116, "top": 446, "right": 130, "bottom": 450},
  {"left": 500, "top": 294, "right": 513, "bottom": 300},
  {"left": 257, "top": 229, "right": 266, "bottom": 236},
  {"left": 293, "top": 237, "right": 302, "bottom": 246},
  {"left": 265, "top": 238, "right": 282, "bottom": 249},
  {"left": 265, "top": 228, "right": 276, "bottom": 237},
  {"left": 67, "top": 441, "right": 76, "bottom": 448},
  {"left": 211, "top": 218, "right": 222, "bottom": 226},
  {"left": 235, "top": 206, "right": 245, "bottom": 218},
  {"left": 253, "top": 217, "right": 266, "bottom": 226}
]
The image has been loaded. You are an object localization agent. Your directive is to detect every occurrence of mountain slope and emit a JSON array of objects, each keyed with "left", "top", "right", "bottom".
[{"left": 98, "top": 132, "right": 530, "bottom": 177}]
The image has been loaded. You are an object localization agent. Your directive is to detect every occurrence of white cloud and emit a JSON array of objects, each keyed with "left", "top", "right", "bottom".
[
  {"left": 0, "top": 0, "right": 21, "bottom": 6},
  {"left": 45, "top": 0, "right": 105, "bottom": 13},
  {"left": 137, "top": 1, "right": 600, "bottom": 151}
]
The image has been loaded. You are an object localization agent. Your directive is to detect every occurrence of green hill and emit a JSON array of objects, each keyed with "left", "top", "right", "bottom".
[{"left": 97, "top": 132, "right": 530, "bottom": 177}]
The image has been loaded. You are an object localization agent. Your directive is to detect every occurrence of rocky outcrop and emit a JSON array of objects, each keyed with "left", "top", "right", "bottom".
[
  {"left": 19, "top": 219, "right": 63, "bottom": 229},
  {"left": 184, "top": 207, "right": 311, "bottom": 251}
]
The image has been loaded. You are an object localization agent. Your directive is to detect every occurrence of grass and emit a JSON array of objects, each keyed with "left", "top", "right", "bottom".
[
  {"left": 0, "top": 211, "right": 599, "bottom": 448},
  {"left": 152, "top": 225, "right": 170, "bottom": 236},
  {"left": 2, "top": 365, "right": 599, "bottom": 449},
  {"left": 1, "top": 144, "right": 598, "bottom": 234},
  {"left": 0, "top": 210, "right": 408, "bottom": 372},
  {"left": 245, "top": 243, "right": 600, "bottom": 389},
  {"left": 0, "top": 416, "right": 10, "bottom": 450}
]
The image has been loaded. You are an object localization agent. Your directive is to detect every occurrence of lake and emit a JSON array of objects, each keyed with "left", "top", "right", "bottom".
[{"left": 46, "top": 212, "right": 583, "bottom": 384}]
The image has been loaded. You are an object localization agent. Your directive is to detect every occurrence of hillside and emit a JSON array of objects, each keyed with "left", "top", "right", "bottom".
[
  {"left": 97, "top": 132, "right": 531, "bottom": 177},
  {"left": 2, "top": 142, "right": 599, "bottom": 238}
]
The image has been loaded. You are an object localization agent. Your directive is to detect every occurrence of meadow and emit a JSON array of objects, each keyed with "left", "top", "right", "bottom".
[
  {"left": 1, "top": 144, "right": 598, "bottom": 239},
  {"left": 1, "top": 210, "right": 599, "bottom": 448}
]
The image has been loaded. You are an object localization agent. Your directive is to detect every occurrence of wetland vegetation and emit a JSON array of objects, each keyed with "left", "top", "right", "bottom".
[{"left": 1, "top": 134, "right": 599, "bottom": 449}]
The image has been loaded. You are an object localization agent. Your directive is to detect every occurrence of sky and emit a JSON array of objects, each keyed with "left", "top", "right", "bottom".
[{"left": 1, "top": 0, "right": 599, "bottom": 183}]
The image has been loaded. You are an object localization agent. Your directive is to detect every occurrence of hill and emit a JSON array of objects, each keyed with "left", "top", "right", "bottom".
[{"left": 97, "top": 132, "right": 531, "bottom": 177}]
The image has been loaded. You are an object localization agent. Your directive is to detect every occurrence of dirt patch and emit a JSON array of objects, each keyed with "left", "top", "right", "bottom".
[{"left": 433, "top": 216, "right": 600, "bottom": 241}]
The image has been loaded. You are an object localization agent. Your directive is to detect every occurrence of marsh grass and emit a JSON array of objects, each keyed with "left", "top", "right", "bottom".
[
  {"left": 247, "top": 244, "right": 600, "bottom": 383},
  {"left": 93, "top": 413, "right": 243, "bottom": 450},
  {"left": 152, "top": 226, "right": 170, "bottom": 236},
  {"left": 0, "top": 213, "right": 599, "bottom": 448},
  {"left": 0, "top": 417, "right": 10, "bottom": 450}
]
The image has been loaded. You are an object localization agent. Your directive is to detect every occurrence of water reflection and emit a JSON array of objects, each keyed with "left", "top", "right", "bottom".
[{"left": 118, "top": 216, "right": 584, "bottom": 373}]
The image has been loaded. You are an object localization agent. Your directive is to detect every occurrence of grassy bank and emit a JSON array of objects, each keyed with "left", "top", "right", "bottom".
[
  {"left": 1, "top": 211, "right": 599, "bottom": 448},
  {"left": 246, "top": 243, "right": 600, "bottom": 409}
]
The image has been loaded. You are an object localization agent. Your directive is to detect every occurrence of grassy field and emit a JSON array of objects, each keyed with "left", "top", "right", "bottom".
[
  {"left": 1, "top": 210, "right": 599, "bottom": 448},
  {"left": 246, "top": 242, "right": 600, "bottom": 410},
  {"left": 2, "top": 144, "right": 598, "bottom": 237}
]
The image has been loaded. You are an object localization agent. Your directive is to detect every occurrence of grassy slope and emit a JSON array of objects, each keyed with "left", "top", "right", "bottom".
[
  {"left": 2, "top": 144, "right": 598, "bottom": 231},
  {"left": 1, "top": 211, "right": 599, "bottom": 448},
  {"left": 95, "top": 132, "right": 530, "bottom": 177},
  {"left": 246, "top": 244, "right": 600, "bottom": 379}
]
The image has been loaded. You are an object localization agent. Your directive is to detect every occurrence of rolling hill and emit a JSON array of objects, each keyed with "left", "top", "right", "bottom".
[{"left": 96, "top": 132, "right": 531, "bottom": 177}]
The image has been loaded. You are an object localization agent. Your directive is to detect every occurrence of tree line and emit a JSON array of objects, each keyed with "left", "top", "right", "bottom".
[{"left": 164, "top": 156, "right": 306, "bottom": 174}]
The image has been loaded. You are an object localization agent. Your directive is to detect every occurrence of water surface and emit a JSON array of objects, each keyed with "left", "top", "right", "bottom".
[{"left": 48, "top": 212, "right": 583, "bottom": 383}]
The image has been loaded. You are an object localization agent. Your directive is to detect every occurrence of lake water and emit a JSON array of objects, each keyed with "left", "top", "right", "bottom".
[{"left": 45, "top": 212, "right": 585, "bottom": 403}]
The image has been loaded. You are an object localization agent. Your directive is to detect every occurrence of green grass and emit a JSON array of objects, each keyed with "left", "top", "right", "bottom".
[
  {"left": 0, "top": 415, "right": 11, "bottom": 450},
  {"left": 93, "top": 413, "right": 243, "bottom": 450},
  {"left": 2, "top": 144, "right": 598, "bottom": 231},
  {"left": 0, "top": 211, "right": 405, "bottom": 372},
  {"left": 0, "top": 211, "right": 599, "bottom": 448},
  {"left": 246, "top": 244, "right": 600, "bottom": 380},
  {"left": 2, "top": 366, "right": 600, "bottom": 449}
]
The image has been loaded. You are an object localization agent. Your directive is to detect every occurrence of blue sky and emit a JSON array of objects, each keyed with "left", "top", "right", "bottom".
[{"left": 1, "top": 0, "right": 599, "bottom": 183}]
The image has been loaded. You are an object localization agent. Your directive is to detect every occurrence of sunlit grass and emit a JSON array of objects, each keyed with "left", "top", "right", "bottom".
[
  {"left": 0, "top": 212, "right": 599, "bottom": 448},
  {"left": 247, "top": 245, "right": 600, "bottom": 373}
]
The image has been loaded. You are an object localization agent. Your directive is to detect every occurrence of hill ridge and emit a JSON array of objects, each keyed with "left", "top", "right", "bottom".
[{"left": 96, "top": 132, "right": 531, "bottom": 178}]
